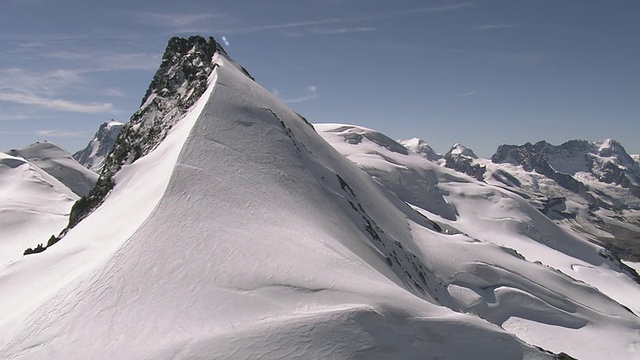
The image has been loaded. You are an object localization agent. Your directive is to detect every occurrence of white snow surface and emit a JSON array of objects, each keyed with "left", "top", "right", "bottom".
[
  {"left": 1, "top": 53, "right": 639, "bottom": 359},
  {"left": 398, "top": 137, "right": 442, "bottom": 162},
  {"left": 317, "top": 123, "right": 640, "bottom": 360},
  {"left": 448, "top": 143, "right": 478, "bottom": 158},
  {"left": 7, "top": 141, "right": 98, "bottom": 196},
  {"left": 0, "top": 53, "right": 558, "bottom": 360},
  {"left": 0, "top": 153, "right": 77, "bottom": 268}
]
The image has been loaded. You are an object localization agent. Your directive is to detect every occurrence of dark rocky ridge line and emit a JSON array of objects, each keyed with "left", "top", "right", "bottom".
[
  {"left": 492, "top": 140, "right": 640, "bottom": 199},
  {"left": 25, "top": 36, "right": 242, "bottom": 254}
]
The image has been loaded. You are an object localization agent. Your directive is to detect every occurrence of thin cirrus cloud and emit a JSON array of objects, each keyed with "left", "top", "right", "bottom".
[
  {"left": 474, "top": 24, "right": 521, "bottom": 31},
  {"left": 135, "top": 12, "right": 224, "bottom": 33},
  {"left": 0, "top": 92, "right": 115, "bottom": 113},
  {"left": 0, "top": 68, "right": 84, "bottom": 94},
  {"left": 43, "top": 52, "right": 161, "bottom": 72},
  {"left": 285, "top": 27, "right": 375, "bottom": 37},
  {"left": 455, "top": 89, "right": 476, "bottom": 97},
  {"left": 215, "top": 3, "right": 472, "bottom": 34},
  {"left": 35, "top": 129, "right": 91, "bottom": 138},
  {"left": 281, "top": 85, "right": 318, "bottom": 104},
  {"left": 0, "top": 114, "right": 32, "bottom": 121}
]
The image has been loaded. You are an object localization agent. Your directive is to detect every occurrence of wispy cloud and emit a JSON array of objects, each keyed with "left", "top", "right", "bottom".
[
  {"left": 0, "top": 68, "right": 84, "bottom": 94},
  {"left": 134, "top": 12, "right": 224, "bottom": 34},
  {"left": 281, "top": 85, "right": 318, "bottom": 104},
  {"left": 474, "top": 24, "right": 520, "bottom": 32},
  {"left": 0, "top": 92, "right": 115, "bottom": 113},
  {"left": 35, "top": 129, "right": 91, "bottom": 138},
  {"left": 0, "top": 114, "right": 31, "bottom": 121},
  {"left": 285, "top": 27, "right": 375, "bottom": 37},
  {"left": 103, "top": 88, "right": 128, "bottom": 97},
  {"left": 455, "top": 89, "right": 476, "bottom": 97},
  {"left": 42, "top": 51, "right": 160, "bottom": 72},
  {"left": 221, "top": 3, "right": 472, "bottom": 34},
  {"left": 492, "top": 52, "right": 546, "bottom": 65}
]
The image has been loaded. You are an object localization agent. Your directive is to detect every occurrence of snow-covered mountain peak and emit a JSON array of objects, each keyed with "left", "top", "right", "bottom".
[
  {"left": 106, "top": 36, "right": 224, "bottom": 172},
  {"left": 105, "top": 119, "right": 123, "bottom": 128},
  {"left": 0, "top": 152, "right": 79, "bottom": 266},
  {"left": 6, "top": 141, "right": 97, "bottom": 196},
  {"left": 3, "top": 34, "right": 640, "bottom": 359},
  {"left": 442, "top": 143, "right": 485, "bottom": 180},
  {"left": 319, "top": 123, "right": 409, "bottom": 154},
  {"left": 73, "top": 120, "right": 124, "bottom": 171},
  {"left": 491, "top": 138, "right": 640, "bottom": 197},
  {"left": 447, "top": 143, "right": 478, "bottom": 159},
  {"left": 398, "top": 137, "right": 442, "bottom": 161},
  {"left": 67, "top": 36, "right": 235, "bottom": 229}
]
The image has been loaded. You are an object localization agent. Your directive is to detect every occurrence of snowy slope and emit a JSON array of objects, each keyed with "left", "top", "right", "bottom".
[
  {"left": 437, "top": 139, "right": 640, "bottom": 262},
  {"left": 398, "top": 138, "right": 442, "bottom": 162},
  {"left": 317, "top": 124, "right": 640, "bottom": 359},
  {"left": 0, "top": 152, "right": 77, "bottom": 268},
  {"left": 2, "top": 36, "right": 639, "bottom": 359},
  {"left": 7, "top": 142, "right": 97, "bottom": 196},
  {"left": 0, "top": 49, "right": 559, "bottom": 359},
  {"left": 73, "top": 120, "right": 124, "bottom": 171}
]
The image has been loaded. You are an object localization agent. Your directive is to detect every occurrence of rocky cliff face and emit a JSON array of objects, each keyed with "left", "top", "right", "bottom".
[
  {"left": 492, "top": 139, "right": 640, "bottom": 200},
  {"left": 68, "top": 36, "right": 233, "bottom": 229},
  {"left": 444, "top": 143, "right": 486, "bottom": 181},
  {"left": 73, "top": 120, "right": 124, "bottom": 171}
]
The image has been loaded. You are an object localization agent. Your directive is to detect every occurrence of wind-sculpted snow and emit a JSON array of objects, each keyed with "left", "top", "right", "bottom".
[
  {"left": 0, "top": 153, "right": 78, "bottom": 267},
  {"left": 425, "top": 138, "right": 640, "bottom": 263},
  {"left": 7, "top": 142, "right": 97, "bottom": 196},
  {"left": 0, "top": 48, "right": 557, "bottom": 360},
  {"left": 318, "top": 123, "right": 640, "bottom": 359},
  {"left": 398, "top": 138, "right": 443, "bottom": 162},
  {"left": 2, "top": 35, "right": 639, "bottom": 359},
  {"left": 64, "top": 36, "right": 231, "bottom": 232}
]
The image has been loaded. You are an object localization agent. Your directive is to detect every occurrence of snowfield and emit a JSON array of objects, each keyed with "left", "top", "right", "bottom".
[
  {"left": 1, "top": 40, "right": 639, "bottom": 360},
  {"left": 0, "top": 151, "right": 78, "bottom": 268}
]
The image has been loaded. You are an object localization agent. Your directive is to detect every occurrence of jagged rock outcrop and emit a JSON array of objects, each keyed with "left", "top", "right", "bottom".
[
  {"left": 444, "top": 143, "right": 486, "bottom": 181},
  {"left": 492, "top": 139, "right": 640, "bottom": 199},
  {"left": 68, "top": 36, "right": 234, "bottom": 229},
  {"left": 73, "top": 120, "right": 124, "bottom": 171}
]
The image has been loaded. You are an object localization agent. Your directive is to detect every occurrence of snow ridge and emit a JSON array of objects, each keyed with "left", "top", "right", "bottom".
[
  {"left": 398, "top": 138, "right": 442, "bottom": 161},
  {"left": 7, "top": 142, "right": 97, "bottom": 196},
  {"left": 3, "top": 35, "right": 640, "bottom": 360},
  {"left": 66, "top": 36, "right": 235, "bottom": 230}
]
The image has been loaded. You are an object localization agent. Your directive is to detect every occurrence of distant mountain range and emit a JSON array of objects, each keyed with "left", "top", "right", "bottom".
[
  {"left": 440, "top": 138, "right": 640, "bottom": 261},
  {"left": 1, "top": 35, "right": 639, "bottom": 360}
]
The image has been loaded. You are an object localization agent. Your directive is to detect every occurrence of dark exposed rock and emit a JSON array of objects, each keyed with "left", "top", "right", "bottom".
[
  {"left": 444, "top": 144, "right": 485, "bottom": 181},
  {"left": 63, "top": 36, "right": 233, "bottom": 234},
  {"left": 73, "top": 120, "right": 125, "bottom": 171},
  {"left": 492, "top": 139, "right": 640, "bottom": 198}
]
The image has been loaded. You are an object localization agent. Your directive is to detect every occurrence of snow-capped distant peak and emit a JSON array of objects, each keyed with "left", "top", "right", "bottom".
[
  {"left": 447, "top": 143, "right": 478, "bottom": 159},
  {"left": 317, "top": 123, "right": 409, "bottom": 154},
  {"left": 73, "top": 120, "right": 125, "bottom": 172},
  {"left": 105, "top": 120, "right": 124, "bottom": 129},
  {"left": 595, "top": 138, "right": 625, "bottom": 157},
  {"left": 7, "top": 141, "right": 97, "bottom": 196},
  {"left": 398, "top": 138, "right": 442, "bottom": 161}
]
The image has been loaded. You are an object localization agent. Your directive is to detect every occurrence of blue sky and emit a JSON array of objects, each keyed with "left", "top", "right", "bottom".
[{"left": 0, "top": 0, "right": 638, "bottom": 157}]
